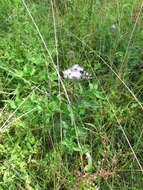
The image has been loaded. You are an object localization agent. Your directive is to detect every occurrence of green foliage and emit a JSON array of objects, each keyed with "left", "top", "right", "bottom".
[{"left": 0, "top": 0, "right": 143, "bottom": 189}]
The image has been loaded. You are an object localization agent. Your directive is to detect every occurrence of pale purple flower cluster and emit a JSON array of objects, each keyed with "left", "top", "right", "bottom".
[
  {"left": 112, "top": 24, "right": 116, "bottom": 29},
  {"left": 63, "top": 64, "right": 91, "bottom": 80}
]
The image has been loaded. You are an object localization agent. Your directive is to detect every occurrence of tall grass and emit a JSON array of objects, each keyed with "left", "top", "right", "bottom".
[{"left": 0, "top": 0, "right": 143, "bottom": 189}]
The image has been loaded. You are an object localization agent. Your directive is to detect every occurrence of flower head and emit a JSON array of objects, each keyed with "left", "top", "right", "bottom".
[{"left": 63, "top": 64, "right": 91, "bottom": 80}]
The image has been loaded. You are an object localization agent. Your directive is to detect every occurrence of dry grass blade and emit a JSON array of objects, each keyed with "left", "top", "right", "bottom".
[
  {"left": 118, "top": 1, "right": 143, "bottom": 78},
  {"left": 64, "top": 29, "right": 143, "bottom": 111},
  {"left": 21, "top": 0, "right": 83, "bottom": 164},
  {"left": 21, "top": 0, "right": 70, "bottom": 107},
  {"left": 0, "top": 104, "right": 8, "bottom": 118},
  {"left": 93, "top": 73, "right": 143, "bottom": 173},
  {"left": 50, "top": 0, "right": 63, "bottom": 142},
  {"left": 5, "top": 108, "right": 37, "bottom": 131},
  {"left": 0, "top": 65, "right": 49, "bottom": 96},
  {"left": 0, "top": 89, "right": 35, "bottom": 132},
  {"left": 82, "top": 46, "right": 143, "bottom": 173}
]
